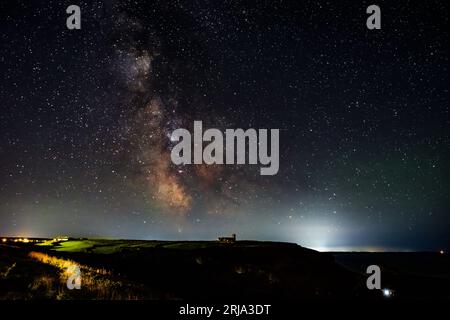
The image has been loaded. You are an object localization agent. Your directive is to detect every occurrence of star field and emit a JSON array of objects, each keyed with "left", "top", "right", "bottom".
[{"left": 0, "top": 0, "right": 448, "bottom": 251}]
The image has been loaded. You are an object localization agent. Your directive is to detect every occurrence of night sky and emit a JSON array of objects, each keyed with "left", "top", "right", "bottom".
[{"left": 1, "top": 0, "right": 448, "bottom": 251}]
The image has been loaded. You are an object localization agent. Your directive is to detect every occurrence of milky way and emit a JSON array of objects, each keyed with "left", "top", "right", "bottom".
[
  {"left": 0, "top": 0, "right": 449, "bottom": 251},
  {"left": 108, "top": 2, "right": 276, "bottom": 225}
]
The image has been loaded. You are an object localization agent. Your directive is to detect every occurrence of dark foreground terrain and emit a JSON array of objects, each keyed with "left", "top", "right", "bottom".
[
  {"left": 0, "top": 238, "right": 449, "bottom": 300},
  {"left": 332, "top": 251, "right": 450, "bottom": 300}
]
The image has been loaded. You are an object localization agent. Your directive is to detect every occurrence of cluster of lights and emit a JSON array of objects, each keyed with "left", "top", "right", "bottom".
[
  {"left": 2, "top": 237, "right": 71, "bottom": 243},
  {"left": 52, "top": 236, "right": 69, "bottom": 242},
  {"left": 2, "top": 238, "right": 42, "bottom": 243}
]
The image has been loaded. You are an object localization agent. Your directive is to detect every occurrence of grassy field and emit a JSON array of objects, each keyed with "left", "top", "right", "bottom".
[{"left": 36, "top": 239, "right": 226, "bottom": 253}]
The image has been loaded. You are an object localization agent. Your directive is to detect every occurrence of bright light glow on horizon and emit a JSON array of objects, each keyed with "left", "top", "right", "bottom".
[
  {"left": 311, "top": 246, "right": 386, "bottom": 252},
  {"left": 311, "top": 246, "right": 414, "bottom": 252}
]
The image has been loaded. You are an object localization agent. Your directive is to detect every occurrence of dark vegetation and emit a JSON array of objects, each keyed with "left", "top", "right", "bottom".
[{"left": 1, "top": 239, "right": 448, "bottom": 300}]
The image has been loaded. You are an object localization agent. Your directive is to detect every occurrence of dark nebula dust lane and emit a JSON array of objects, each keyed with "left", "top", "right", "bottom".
[{"left": 0, "top": 0, "right": 449, "bottom": 251}]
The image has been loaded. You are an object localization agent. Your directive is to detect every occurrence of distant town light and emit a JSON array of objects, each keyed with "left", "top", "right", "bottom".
[
  {"left": 382, "top": 288, "right": 392, "bottom": 297},
  {"left": 1, "top": 238, "right": 6, "bottom": 242},
  {"left": 53, "top": 236, "right": 69, "bottom": 242},
  {"left": 440, "top": 250, "right": 445, "bottom": 255}
]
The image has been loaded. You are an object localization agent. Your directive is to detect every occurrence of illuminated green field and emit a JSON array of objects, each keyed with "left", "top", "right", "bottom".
[{"left": 36, "top": 239, "right": 230, "bottom": 254}]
